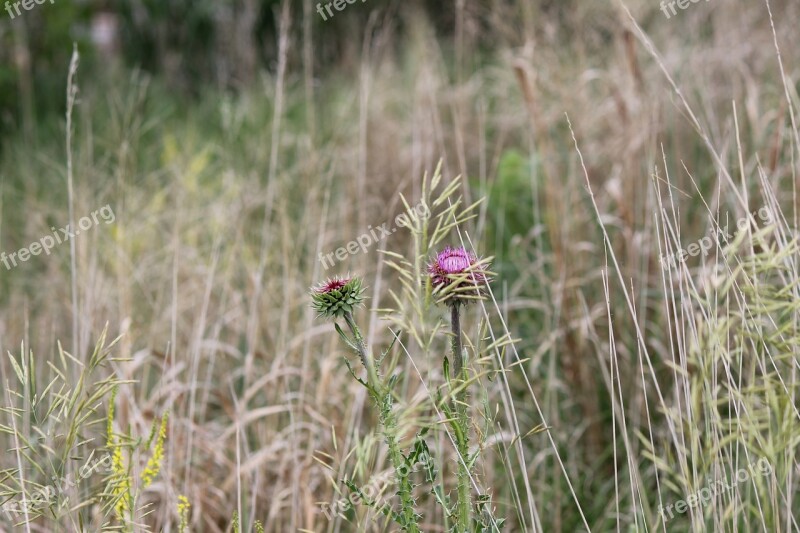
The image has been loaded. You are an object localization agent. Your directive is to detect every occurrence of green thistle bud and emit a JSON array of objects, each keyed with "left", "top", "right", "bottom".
[{"left": 310, "top": 276, "right": 366, "bottom": 319}]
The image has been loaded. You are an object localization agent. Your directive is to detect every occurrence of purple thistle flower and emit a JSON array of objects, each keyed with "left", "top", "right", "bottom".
[
  {"left": 428, "top": 246, "right": 490, "bottom": 304},
  {"left": 312, "top": 277, "right": 351, "bottom": 294}
]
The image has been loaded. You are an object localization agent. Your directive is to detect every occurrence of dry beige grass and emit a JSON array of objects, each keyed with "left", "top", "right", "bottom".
[{"left": 1, "top": 0, "right": 799, "bottom": 531}]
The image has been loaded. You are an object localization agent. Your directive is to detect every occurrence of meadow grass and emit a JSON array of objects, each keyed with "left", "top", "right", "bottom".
[{"left": 1, "top": 0, "right": 799, "bottom": 530}]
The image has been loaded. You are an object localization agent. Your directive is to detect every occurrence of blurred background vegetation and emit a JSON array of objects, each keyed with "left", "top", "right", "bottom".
[
  {"left": 1, "top": 0, "right": 799, "bottom": 531},
  {"left": 0, "top": 0, "right": 531, "bottom": 139}
]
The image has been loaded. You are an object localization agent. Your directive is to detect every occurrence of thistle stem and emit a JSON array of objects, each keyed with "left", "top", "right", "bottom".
[
  {"left": 379, "top": 402, "right": 420, "bottom": 533},
  {"left": 449, "top": 302, "right": 472, "bottom": 531},
  {"left": 451, "top": 303, "right": 464, "bottom": 379},
  {"left": 344, "top": 312, "right": 381, "bottom": 391},
  {"left": 342, "top": 312, "right": 419, "bottom": 532}
]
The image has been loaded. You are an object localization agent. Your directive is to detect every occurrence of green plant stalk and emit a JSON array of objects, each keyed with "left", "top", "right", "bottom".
[
  {"left": 451, "top": 303, "right": 464, "bottom": 379},
  {"left": 343, "top": 312, "right": 420, "bottom": 533},
  {"left": 344, "top": 312, "right": 380, "bottom": 390},
  {"left": 379, "top": 400, "right": 420, "bottom": 533},
  {"left": 450, "top": 302, "right": 472, "bottom": 532}
]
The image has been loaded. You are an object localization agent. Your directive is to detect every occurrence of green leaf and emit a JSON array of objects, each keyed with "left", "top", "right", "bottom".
[
  {"left": 378, "top": 330, "right": 401, "bottom": 367},
  {"left": 343, "top": 358, "right": 370, "bottom": 390},
  {"left": 334, "top": 323, "right": 359, "bottom": 353},
  {"left": 7, "top": 353, "right": 24, "bottom": 385}
]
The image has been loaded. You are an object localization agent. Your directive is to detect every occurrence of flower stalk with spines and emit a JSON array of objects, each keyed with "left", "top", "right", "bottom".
[
  {"left": 449, "top": 300, "right": 471, "bottom": 532},
  {"left": 428, "top": 246, "right": 493, "bottom": 532},
  {"left": 311, "top": 276, "right": 420, "bottom": 532},
  {"left": 343, "top": 310, "right": 381, "bottom": 392}
]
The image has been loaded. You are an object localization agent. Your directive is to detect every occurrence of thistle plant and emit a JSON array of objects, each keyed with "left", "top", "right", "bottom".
[
  {"left": 380, "top": 165, "right": 508, "bottom": 532},
  {"left": 314, "top": 166, "right": 506, "bottom": 532},
  {"left": 311, "top": 276, "right": 421, "bottom": 532},
  {"left": 428, "top": 246, "right": 492, "bottom": 378},
  {"left": 428, "top": 246, "right": 493, "bottom": 532},
  {"left": 311, "top": 277, "right": 379, "bottom": 387}
]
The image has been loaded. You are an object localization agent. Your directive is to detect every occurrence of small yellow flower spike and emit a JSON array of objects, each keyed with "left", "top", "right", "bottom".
[
  {"left": 177, "top": 495, "right": 191, "bottom": 533},
  {"left": 111, "top": 444, "right": 129, "bottom": 520},
  {"left": 142, "top": 412, "right": 169, "bottom": 488},
  {"left": 106, "top": 386, "right": 118, "bottom": 447}
]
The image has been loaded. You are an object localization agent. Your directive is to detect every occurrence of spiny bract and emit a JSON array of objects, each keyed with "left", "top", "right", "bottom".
[{"left": 310, "top": 276, "right": 366, "bottom": 318}]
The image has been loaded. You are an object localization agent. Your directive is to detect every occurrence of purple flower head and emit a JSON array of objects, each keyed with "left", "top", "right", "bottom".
[
  {"left": 428, "top": 246, "right": 491, "bottom": 304},
  {"left": 313, "top": 277, "right": 351, "bottom": 294}
]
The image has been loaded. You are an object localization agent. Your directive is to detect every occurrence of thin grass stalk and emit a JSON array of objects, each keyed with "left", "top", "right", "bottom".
[{"left": 65, "top": 46, "right": 79, "bottom": 361}]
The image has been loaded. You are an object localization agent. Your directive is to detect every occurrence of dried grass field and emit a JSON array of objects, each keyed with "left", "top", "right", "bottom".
[{"left": 0, "top": 0, "right": 799, "bottom": 531}]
